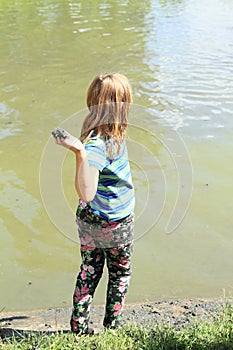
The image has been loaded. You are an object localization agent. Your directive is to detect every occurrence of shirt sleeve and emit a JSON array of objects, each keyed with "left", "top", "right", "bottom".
[{"left": 84, "top": 137, "right": 106, "bottom": 171}]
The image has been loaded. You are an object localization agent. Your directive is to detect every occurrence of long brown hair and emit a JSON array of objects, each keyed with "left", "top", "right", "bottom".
[{"left": 80, "top": 73, "right": 132, "bottom": 150}]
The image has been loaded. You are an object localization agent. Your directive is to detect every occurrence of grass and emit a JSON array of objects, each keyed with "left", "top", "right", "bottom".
[{"left": 0, "top": 303, "right": 232, "bottom": 350}]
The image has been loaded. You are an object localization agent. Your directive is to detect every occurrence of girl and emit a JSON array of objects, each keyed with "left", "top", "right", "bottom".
[{"left": 53, "top": 73, "right": 135, "bottom": 335}]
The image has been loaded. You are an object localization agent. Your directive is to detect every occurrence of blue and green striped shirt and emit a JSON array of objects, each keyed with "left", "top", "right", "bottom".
[{"left": 84, "top": 136, "right": 135, "bottom": 221}]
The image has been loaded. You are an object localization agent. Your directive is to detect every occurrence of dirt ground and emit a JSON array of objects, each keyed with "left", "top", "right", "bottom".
[{"left": 0, "top": 297, "right": 232, "bottom": 339}]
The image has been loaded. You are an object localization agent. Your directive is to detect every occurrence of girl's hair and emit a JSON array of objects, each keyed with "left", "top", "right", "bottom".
[{"left": 80, "top": 73, "right": 132, "bottom": 149}]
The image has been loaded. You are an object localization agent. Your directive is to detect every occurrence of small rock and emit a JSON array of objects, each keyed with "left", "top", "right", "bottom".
[
  {"left": 151, "top": 308, "right": 161, "bottom": 314},
  {"left": 44, "top": 323, "right": 52, "bottom": 328}
]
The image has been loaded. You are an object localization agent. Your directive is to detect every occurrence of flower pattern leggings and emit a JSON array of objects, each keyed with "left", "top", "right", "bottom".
[{"left": 70, "top": 203, "right": 134, "bottom": 334}]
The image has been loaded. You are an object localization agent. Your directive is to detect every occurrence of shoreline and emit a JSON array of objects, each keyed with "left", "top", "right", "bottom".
[{"left": 1, "top": 297, "right": 232, "bottom": 339}]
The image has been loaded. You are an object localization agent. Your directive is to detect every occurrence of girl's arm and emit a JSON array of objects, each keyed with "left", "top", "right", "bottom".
[
  {"left": 74, "top": 149, "right": 99, "bottom": 202},
  {"left": 54, "top": 133, "right": 99, "bottom": 202}
]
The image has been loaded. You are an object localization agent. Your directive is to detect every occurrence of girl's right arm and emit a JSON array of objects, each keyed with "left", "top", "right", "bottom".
[
  {"left": 54, "top": 134, "right": 99, "bottom": 202},
  {"left": 74, "top": 149, "right": 99, "bottom": 202}
]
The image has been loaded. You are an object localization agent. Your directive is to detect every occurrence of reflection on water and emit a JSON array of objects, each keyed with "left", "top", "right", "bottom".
[
  {"left": 0, "top": 169, "right": 41, "bottom": 233},
  {"left": 0, "top": 0, "right": 233, "bottom": 310},
  {"left": 0, "top": 102, "right": 22, "bottom": 139}
]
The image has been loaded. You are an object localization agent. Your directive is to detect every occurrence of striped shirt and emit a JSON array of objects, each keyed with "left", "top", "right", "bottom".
[{"left": 84, "top": 136, "right": 135, "bottom": 221}]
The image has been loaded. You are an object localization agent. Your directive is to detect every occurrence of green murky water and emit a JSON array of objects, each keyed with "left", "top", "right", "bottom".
[{"left": 0, "top": 0, "right": 232, "bottom": 311}]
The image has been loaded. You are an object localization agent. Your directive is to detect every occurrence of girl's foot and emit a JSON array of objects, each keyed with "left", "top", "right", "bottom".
[
  {"left": 104, "top": 320, "right": 120, "bottom": 329},
  {"left": 73, "top": 327, "right": 94, "bottom": 337}
]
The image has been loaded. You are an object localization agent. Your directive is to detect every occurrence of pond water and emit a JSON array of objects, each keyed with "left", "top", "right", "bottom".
[{"left": 0, "top": 0, "right": 232, "bottom": 311}]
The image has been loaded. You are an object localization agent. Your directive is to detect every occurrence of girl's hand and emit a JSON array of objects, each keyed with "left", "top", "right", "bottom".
[
  {"left": 52, "top": 129, "right": 94, "bottom": 153},
  {"left": 54, "top": 134, "right": 84, "bottom": 152}
]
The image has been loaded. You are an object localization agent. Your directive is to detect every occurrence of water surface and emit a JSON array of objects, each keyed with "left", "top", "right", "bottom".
[{"left": 0, "top": 0, "right": 232, "bottom": 311}]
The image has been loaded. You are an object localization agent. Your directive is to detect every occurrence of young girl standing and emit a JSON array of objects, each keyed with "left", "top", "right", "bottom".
[{"left": 53, "top": 73, "right": 135, "bottom": 335}]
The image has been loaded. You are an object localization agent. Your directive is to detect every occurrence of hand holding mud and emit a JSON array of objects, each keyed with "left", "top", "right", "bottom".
[{"left": 52, "top": 127, "right": 84, "bottom": 153}]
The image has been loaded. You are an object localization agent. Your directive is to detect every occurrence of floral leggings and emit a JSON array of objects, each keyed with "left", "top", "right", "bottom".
[{"left": 70, "top": 202, "right": 134, "bottom": 334}]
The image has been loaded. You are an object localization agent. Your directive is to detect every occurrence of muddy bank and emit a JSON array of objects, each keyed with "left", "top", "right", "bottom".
[{"left": 0, "top": 298, "right": 232, "bottom": 339}]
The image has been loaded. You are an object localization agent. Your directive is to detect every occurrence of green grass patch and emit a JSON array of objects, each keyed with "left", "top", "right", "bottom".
[{"left": 1, "top": 303, "right": 232, "bottom": 350}]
